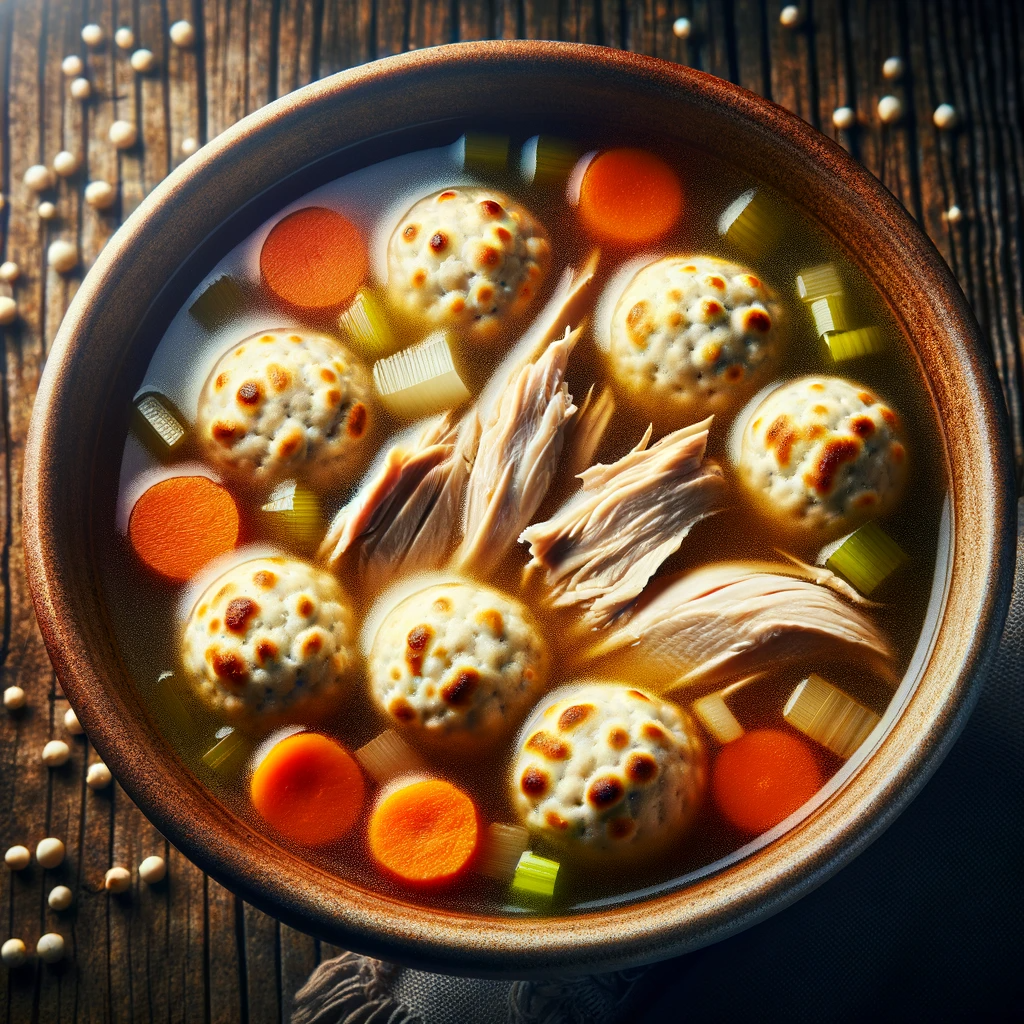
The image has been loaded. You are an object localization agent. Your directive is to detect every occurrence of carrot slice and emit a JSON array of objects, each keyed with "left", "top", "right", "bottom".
[
  {"left": 577, "top": 148, "right": 683, "bottom": 245},
  {"left": 260, "top": 206, "right": 368, "bottom": 311},
  {"left": 711, "top": 728, "right": 823, "bottom": 835},
  {"left": 128, "top": 475, "right": 239, "bottom": 582},
  {"left": 250, "top": 732, "right": 365, "bottom": 846},
  {"left": 368, "top": 778, "right": 480, "bottom": 886}
]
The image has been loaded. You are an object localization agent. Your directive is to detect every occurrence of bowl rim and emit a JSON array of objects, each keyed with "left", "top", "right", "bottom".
[{"left": 22, "top": 39, "right": 1017, "bottom": 977}]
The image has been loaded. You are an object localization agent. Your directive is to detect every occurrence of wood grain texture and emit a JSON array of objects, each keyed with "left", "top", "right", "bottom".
[{"left": 0, "top": 1, "right": 1021, "bottom": 1020}]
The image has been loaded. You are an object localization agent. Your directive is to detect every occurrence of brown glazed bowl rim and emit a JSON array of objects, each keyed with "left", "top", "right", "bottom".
[{"left": 23, "top": 41, "right": 1016, "bottom": 977}]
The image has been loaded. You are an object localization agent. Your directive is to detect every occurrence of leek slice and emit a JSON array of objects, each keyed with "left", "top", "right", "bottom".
[
  {"left": 511, "top": 850, "right": 559, "bottom": 901},
  {"left": 783, "top": 673, "right": 880, "bottom": 759},
  {"left": 202, "top": 728, "right": 250, "bottom": 773},
  {"left": 824, "top": 326, "right": 885, "bottom": 362},
  {"left": 259, "top": 479, "right": 323, "bottom": 550},
  {"left": 477, "top": 823, "right": 530, "bottom": 882},
  {"left": 826, "top": 520, "right": 907, "bottom": 595},
  {"left": 810, "top": 295, "right": 851, "bottom": 338},
  {"left": 353, "top": 729, "right": 424, "bottom": 784},
  {"left": 132, "top": 391, "right": 189, "bottom": 460},
  {"left": 338, "top": 289, "right": 395, "bottom": 358},
  {"left": 796, "top": 263, "right": 842, "bottom": 302},
  {"left": 692, "top": 692, "right": 744, "bottom": 745},
  {"left": 373, "top": 332, "right": 471, "bottom": 419},
  {"left": 461, "top": 132, "right": 510, "bottom": 176},
  {"left": 718, "top": 189, "right": 781, "bottom": 254},
  {"left": 189, "top": 275, "right": 247, "bottom": 331},
  {"left": 155, "top": 670, "right": 192, "bottom": 732},
  {"left": 520, "top": 135, "right": 581, "bottom": 188}
]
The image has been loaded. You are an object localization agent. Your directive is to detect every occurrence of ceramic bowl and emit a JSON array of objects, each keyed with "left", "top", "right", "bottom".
[{"left": 23, "top": 41, "right": 1016, "bottom": 976}]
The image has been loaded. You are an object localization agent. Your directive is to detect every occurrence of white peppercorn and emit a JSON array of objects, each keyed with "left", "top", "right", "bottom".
[
  {"left": 42, "top": 740, "right": 70, "bottom": 767},
  {"left": 170, "top": 20, "right": 196, "bottom": 48},
  {"left": 53, "top": 150, "right": 79, "bottom": 177},
  {"left": 37, "top": 201, "right": 57, "bottom": 221},
  {"left": 47, "top": 240, "right": 78, "bottom": 274},
  {"left": 81, "top": 23, "right": 104, "bottom": 47},
  {"left": 832, "top": 106, "right": 855, "bottom": 130},
  {"left": 5, "top": 846, "right": 31, "bottom": 870},
  {"left": 1, "top": 938, "right": 27, "bottom": 968},
  {"left": 70, "top": 77, "right": 92, "bottom": 100},
  {"left": 933, "top": 103, "right": 958, "bottom": 130},
  {"left": 139, "top": 855, "right": 166, "bottom": 884},
  {"left": 86, "top": 761, "right": 112, "bottom": 790},
  {"left": 877, "top": 94, "right": 903, "bottom": 124},
  {"left": 24, "top": 164, "right": 55, "bottom": 192},
  {"left": 114, "top": 27, "right": 135, "bottom": 50},
  {"left": 672, "top": 17, "right": 691, "bottom": 40},
  {"left": 779, "top": 6, "right": 801, "bottom": 28},
  {"left": 63, "top": 708, "right": 84, "bottom": 735},
  {"left": 48, "top": 885, "right": 73, "bottom": 911},
  {"left": 946, "top": 204, "right": 963, "bottom": 223},
  {"left": 61, "top": 55, "right": 84, "bottom": 78},
  {"left": 180, "top": 136, "right": 198, "bottom": 157},
  {"left": 84, "top": 179, "right": 116, "bottom": 210},
  {"left": 104, "top": 866, "right": 131, "bottom": 893},
  {"left": 36, "top": 933, "right": 64, "bottom": 963},
  {"left": 882, "top": 56, "right": 904, "bottom": 80},
  {"left": 0, "top": 297, "right": 17, "bottom": 326},
  {"left": 130, "top": 49, "right": 155, "bottom": 73},
  {"left": 109, "top": 120, "right": 137, "bottom": 149},
  {"left": 0, "top": 261, "right": 20, "bottom": 283},
  {"left": 36, "top": 837, "right": 65, "bottom": 869}
]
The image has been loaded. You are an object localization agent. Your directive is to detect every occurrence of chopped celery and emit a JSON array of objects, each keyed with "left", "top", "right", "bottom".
[
  {"left": 810, "top": 294, "right": 851, "bottom": 337},
  {"left": 520, "top": 135, "right": 581, "bottom": 188},
  {"left": 259, "top": 479, "right": 323, "bottom": 550},
  {"left": 717, "top": 189, "right": 781, "bottom": 254},
  {"left": 477, "top": 823, "right": 530, "bottom": 882},
  {"left": 461, "top": 132, "right": 510, "bottom": 176},
  {"left": 353, "top": 729, "right": 425, "bottom": 783},
  {"left": 373, "top": 332, "right": 471, "bottom": 419},
  {"left": 338, "top": 289, "right": 394, "bottom": 358},
  {"left": 827, "top": 520, "right": 907, "bottom": 594},
  {"left": 796, "top": 263, "right": 842, "bottom": 302},
  {"left": 511, "top": 850, "right": 559, "bottom": 901},
  {"left": 824, "top": 325, "right": 885, "bottom": 362},
  {"left": 132, "top": 391, "right": 189, "bottom": 460},
  {"left": 189, "top": 275, "right": 247, "bottom": 331},
  {"left": 784, "top": 673, "right": 880, "bottom": 759},
  {"left": 155, "top": 670, "right": 192, "bottom": 732},
  {"left": 692, "top": 692, "right": 744, "bottom": 745},
  {"left": 202, "top": 728, "right": 250, "bottom": 773}
]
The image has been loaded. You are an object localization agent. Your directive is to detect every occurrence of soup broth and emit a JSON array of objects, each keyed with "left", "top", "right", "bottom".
[{"left": 101, "top": 123, "right": 947, "bottom": 915}]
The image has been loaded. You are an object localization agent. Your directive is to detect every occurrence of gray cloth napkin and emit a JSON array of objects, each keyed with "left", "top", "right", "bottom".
[{"left": 294, "top": 501, "right": 1024, "bottom": 1024}]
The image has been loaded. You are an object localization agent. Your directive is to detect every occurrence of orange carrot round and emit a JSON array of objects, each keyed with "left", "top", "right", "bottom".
[
  {"left": 577, "top": 148, "right": 684, "bottom": 246},
  {"left": 128, "top": 475, "right": 239, "bottom": 582},
  {"left": 250, "top": 732, "right": 365, "bottom": 846},
  {"left": 711, "top": 729, "right": 823, "bottom": 835},
  {"left": 260, "top": 206, "right": 367, "bottom": 311},
  {"left": 368, "top": 778, "right": 479, "bottom": 886}
]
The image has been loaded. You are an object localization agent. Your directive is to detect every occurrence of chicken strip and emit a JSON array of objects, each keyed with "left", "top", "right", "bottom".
[
  {"left": 521, "top": 418, "right": 726, "bottom": 626},
  {"left": 592, "top": 560, "right": 893, "bottom": 690},
  {"left": 455, "top": 326, "right": 579, "bottom": 576},
  {"left": 318, "top": 412, "right": 479, "bottom": 588}
]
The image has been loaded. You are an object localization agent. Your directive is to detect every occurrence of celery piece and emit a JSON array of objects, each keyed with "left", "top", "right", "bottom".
[
  {"left": 189, "top": 275, "right": 247, "bottom": 332},
  {"left": 132, "top": 391, "right": 189, "bottom": 460},
  {"left": 338, "top": 289, "right": 395, "bottom": 359},
  {"left": 511, "top": 850, "right": 559, "bottom": 901},
  {"left": 373, "top": 332, "right": 471, "bottom": 419},
  {"left": 826, "top": 520, "right": 908, "bottom": 595},
  {"left": 521, "top": 135, "right": 581, "bottom": 188},
  {"left": 462, "top": 132, "right": 511, "bottom": 176},
  {"left": 354, "top": 729, "right": 425, "bottom": 784},
  {"left": 796, "top": 263, "right": 842, "bottom": 302},
  {"left": 259, "top": 479, "right": 323, "bottom": 550},
  {"left": 717, "top": 189, "right": 782, "bottom": 254},
  {"left": 824, "top": 326, "right": 885, "bottom": 362},
  {"left": 784, "top": 673, "right": 880, "bottom": 760},
  {"left": 477, "top": 824, "right": 531, "bottom": 882},
  {"left": 692, "top": 692, "right": 744, "bottom": 745},
  {"left": 202, "top": 728, "right": 250, "bottom": 773},
  {"left": 810, "top": 295, "right": 851, "bottom": 338},
  {"left": 154, "top": 670, "right": 192, "bottom": 733}
]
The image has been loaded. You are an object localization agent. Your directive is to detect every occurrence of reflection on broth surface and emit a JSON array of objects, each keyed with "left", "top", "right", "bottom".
[{"left": 100, "top": 126, "right": 946, "bottom": 916}]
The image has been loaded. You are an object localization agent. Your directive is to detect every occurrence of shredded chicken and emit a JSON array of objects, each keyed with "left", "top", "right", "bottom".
[
  {"left": 521, "top": 418, "right": 726, "bottom": 626},
  {"left": 318, "top": 412, "right": 479, "bottom": 588},
  {"left": 563, "top": 384, "right": 616, "bottom": 481},
  {"left": 592, "top": 560, "right": 893, "bottom": 690},
  {"left": 454, "top": 327, "right": 580, "bottom": 575}
]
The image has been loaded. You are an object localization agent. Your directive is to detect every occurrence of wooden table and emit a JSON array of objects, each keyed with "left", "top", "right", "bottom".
[{"left": 0, "top": 2, "right": 1020, "bottom": 1021}]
